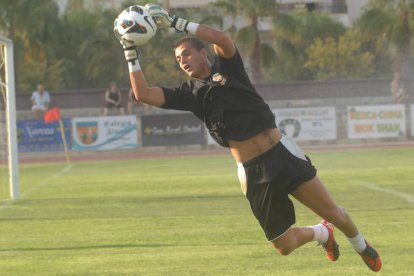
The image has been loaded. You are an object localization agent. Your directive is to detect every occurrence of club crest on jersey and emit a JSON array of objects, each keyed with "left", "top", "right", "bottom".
[{"left": 212, "top": 73, "right": 227, "bottom": 85}]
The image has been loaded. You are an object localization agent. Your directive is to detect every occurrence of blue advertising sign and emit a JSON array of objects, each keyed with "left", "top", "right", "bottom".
[{"left": 17, "top": 119, "right": 72, "bottom": 152}]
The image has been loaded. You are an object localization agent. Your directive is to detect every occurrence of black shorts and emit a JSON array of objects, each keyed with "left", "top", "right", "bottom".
[{"left": 237, "top": 135, "right": 317, "bottom": 241}]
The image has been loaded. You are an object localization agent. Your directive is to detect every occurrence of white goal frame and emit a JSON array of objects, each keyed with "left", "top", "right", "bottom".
[{"left": 0, "top": 35, "right": 19, "bottom": 200}]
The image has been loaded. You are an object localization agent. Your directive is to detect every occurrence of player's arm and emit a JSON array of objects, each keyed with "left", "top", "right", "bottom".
[
  {"left": 120, "top": 43, "right": 166, "bottom": 107},
  {"left": 194, "top": 25, "right": 236, "bottom": 59},
  {"left": 129, "top": 69, "right": 165, "bottom": 107},
  {"left": 145, "top": 4, "right": 236, "bottom": 58}
]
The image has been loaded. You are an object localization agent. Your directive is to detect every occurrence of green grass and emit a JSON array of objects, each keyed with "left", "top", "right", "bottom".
[{"left": 0, "top": 147, "right": 413, "bottom": 275}]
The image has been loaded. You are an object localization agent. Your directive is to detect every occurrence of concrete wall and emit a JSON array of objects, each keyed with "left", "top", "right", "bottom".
[{"left": 16, "top": 79, "right": 402, "bottom": 112}]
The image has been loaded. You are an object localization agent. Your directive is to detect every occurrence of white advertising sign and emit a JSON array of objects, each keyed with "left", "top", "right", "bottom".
[
  {"left": 347, "top": 105, "right": 406, "bottom": 139},
  {"left": 273, "top": 107, "right": 337, "bottom": 141},
  {"left": 411, "top": 104, "right": 414, "bottom": 137},
  {"left": 72, "top": 116, "right": 138, "bottom": 151}
]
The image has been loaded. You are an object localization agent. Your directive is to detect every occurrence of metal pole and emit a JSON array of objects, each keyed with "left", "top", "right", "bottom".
[{"left": 4, "top": 40, "right": 19, "bottom": 200}]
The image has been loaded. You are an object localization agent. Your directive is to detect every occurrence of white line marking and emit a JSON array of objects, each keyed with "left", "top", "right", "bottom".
[
  {"left": 0, "top": 164, "right": 72, "bottom": 211},
  {"left": 364, "top": 183, "right": 414, "bottom": 204}
]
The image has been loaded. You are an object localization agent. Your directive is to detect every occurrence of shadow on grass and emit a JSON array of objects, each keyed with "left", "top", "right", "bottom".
[
  {"left": 0, "top": 243, "right": 165, "bottom": 252},
  {"left": 0, "top": 242, "right": 261, "bottom": 252}
]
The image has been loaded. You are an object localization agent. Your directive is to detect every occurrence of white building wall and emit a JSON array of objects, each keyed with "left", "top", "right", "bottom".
[
  {"left": 346, "top": 0, "right": 369, "bottom": 24},
  {"left": 55, "top": 0, "right": 369, "bottom": 26}
]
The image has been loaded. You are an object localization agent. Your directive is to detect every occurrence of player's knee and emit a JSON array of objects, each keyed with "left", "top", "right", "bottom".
[
  {"left": 271, "top": 242, "right": 294, "bottom": 256},
  {"left": 275, "top": 246, "right": 294, "bottom": 256}
]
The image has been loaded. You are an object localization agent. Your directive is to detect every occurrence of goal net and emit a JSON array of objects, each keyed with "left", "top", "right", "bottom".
[{"left": 0, "top": 35, "right": 19, "bottom": 200}]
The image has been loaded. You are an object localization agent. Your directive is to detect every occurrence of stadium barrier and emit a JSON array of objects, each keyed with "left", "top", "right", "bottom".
[{"left": 14, "top": 104, "right": 414, "bottom": 153}]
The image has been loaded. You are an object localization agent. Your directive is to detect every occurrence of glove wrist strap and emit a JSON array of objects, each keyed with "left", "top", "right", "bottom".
[
  {"left": 128, "top": 60, "right": 141, "bottom": 73},
  {"left": 186, "top": 22, "right": 199, "bottom": 35},
  {"left": 171, "top": 16, "right": 198, "bottom": 34}
]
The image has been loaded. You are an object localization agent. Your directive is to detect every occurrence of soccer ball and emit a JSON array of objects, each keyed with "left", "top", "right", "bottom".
[{"left": 114, "top": 5, "right": 157, "bottom": 47}]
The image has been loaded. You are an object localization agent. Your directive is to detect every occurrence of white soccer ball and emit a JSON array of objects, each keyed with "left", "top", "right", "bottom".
[{"left": 114, "top": 5, "right": 157, "bottom": 47}]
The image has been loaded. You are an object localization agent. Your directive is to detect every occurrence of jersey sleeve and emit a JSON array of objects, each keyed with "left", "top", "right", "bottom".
[
  {"left": 216, "top": 49, "right": 253, "bottom": 88},
  {"left": 160, "top": 81, "right": 195, "bottom": 112}
]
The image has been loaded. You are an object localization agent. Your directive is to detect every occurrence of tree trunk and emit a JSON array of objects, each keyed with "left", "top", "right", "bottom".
[
  {"left": 249, "top": 15, "right": 261, "bottom": 84},
  {"left": 396, "top": 6, "right": 412, "bottom": 102}
]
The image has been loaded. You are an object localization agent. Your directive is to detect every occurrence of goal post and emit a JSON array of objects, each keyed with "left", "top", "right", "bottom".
[{"left": 0, "top": 35, "right": 19, "bottom": 200}]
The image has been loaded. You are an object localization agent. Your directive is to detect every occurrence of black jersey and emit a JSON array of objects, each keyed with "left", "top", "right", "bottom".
[
  {"left": 160, "top": 49, "right": 276, "bottom": 147},
  {"left": 107, "top": 90, "right": 120, "bottom": 102}
]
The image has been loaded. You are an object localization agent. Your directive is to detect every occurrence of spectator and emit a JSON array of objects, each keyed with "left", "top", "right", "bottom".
[
  {"left": 31, "top": 84, "right": 50, "bottom": 119},
  {"left": 103, "top": 81, "right": 125, "bottom": 116},
  {"left": 390, "top": 72, "right": 408, "bottom": 104}
]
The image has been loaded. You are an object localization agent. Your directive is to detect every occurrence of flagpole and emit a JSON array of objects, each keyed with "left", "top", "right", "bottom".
[{"left": 58, "top": 119, "right": 71, "bottom": 164}]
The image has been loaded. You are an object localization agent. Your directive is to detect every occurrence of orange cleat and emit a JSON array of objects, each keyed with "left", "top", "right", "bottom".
[
  {"left": 358, "top": 240, "right": 382, "bottom": 272},
  {"left": 320, "top": 220, "right": 340, "bottom": 261}
]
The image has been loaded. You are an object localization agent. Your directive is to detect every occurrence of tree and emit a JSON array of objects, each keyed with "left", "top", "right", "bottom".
[
  {"left": 304, "top": 31, "right": 374, "bottom": 80},
  {"left": 216, "top": 0, "right": 278, "bottom": 83},
  {"left": 56, "top": 8, "right": 128, "bottom": 89},
  {"left": 0, "top": 0, "right": 64, "bottom": 91},
  {"left": 355, "top": 0, "right": 414, "bottom": 92},
  {"left": 272, "top": 10, "right": 347, "bottom": 81}
]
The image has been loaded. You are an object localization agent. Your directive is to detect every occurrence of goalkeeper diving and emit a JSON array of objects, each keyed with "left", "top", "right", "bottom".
[{"left": 114, "top": 3, "right": 382, "bottom": 272}]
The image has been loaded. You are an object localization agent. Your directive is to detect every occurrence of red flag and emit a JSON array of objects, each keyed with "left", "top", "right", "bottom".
[{"left": 44, "top": 107, "right": 61, "bottom": 123}]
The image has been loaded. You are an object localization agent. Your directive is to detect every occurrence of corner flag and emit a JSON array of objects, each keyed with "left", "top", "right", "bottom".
[
  {"left": 44, "top": 107, "right": 61, "bottom": 123},
  {"left": 44, "top": 107, "right": 70, "bottom": 164}
]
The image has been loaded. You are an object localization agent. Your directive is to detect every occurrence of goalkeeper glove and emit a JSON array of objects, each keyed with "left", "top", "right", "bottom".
[
  {"left": 124, "top": 46, "right": 138, "bottom": 63},
  {"left": 124, "top": 46, "right": 141, "bottom": 72},
  {"left": 114, "top": 18, "right": 141, "bottom": 72},
  {"left": 145, "top": 3, "right": 198, "bottom": 34}
]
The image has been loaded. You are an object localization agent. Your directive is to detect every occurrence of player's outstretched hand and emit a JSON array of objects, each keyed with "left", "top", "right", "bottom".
[
  {"left": 145, "top": 3, "right": 173, "bottom": 29},
  {"left": 145, "top": 3, "right": 190, "bottom": 33}
]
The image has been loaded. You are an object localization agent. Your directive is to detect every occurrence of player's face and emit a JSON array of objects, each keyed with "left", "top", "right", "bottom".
[{"left": 175, "top": 42, "right": 210, "bottom": 79}]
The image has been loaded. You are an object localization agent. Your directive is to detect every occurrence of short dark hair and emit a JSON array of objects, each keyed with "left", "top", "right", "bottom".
[{"left": 173, "top": 37, "right": 206, "bottom": 51}]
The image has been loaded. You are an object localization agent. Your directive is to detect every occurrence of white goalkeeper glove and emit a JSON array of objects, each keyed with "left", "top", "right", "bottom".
[
  {"left": 114, "top": 18, "right": 141, "bottom": 72},
  {"left": 145, "top": 3, "right": 198, "bottom": 34},
  {"left": 145, "top": 3, "right": 173, "bottom": 29},
  {"left": 123, "top": 46, "right": 138, "bottom": 62},
  {"left": 124, "top": 46, "right": 141, "bottom": 72},
  {"left": 116, "top": 38, "right": 141, "bottom": 72}
]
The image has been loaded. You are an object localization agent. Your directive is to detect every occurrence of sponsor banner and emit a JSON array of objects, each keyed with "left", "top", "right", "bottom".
[
  {"left": 347, "top": 105, "right": 406, "bottom": 139},
  {"left": 17, "top": 118, "right": 72, "bottom": 152},
  {"left": 412, "top": 105, "right": 414, "bottom": 137},
  {"left": 273, "top": 107, "right": 337, "bottom": 141},
  {"left": 141, "top": 113, "right": 205, "bottom": 146},
  {"left": 72, "top": 116, "right": 137, "bottom": 151}
]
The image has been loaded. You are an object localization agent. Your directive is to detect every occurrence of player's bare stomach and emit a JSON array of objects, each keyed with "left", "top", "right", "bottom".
[{"left": 228, "top": 128, "right": 282, "bottom": 163}]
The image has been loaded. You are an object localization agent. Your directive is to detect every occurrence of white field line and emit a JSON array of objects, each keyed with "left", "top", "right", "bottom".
[
  {"left": 364, "top": 183, "right": 414, "bottom": 204},
  {"left": 0, "top": 164, "right": 72, "bottom": 211}
]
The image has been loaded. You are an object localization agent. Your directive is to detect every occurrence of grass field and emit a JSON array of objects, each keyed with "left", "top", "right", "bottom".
[{"left": 0, "top": 147, "right": 413, "bottom": 275}]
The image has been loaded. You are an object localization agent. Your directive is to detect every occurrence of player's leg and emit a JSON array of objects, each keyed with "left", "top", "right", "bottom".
[
  {"left": 270, "top": 226, "right": 314, "bottom": 255},
  {"left": 291, "top": 176, "right": 358, "bottom": 237},
  {"left": 291, "top": 176, "right": 381, "bottom": 271},
  {"left": 32, "top": 107, "right": 41, "bottom": 119}
]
